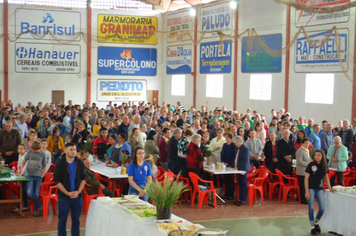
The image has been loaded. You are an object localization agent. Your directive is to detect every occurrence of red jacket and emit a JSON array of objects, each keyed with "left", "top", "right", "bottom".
[
  {"left": 158, "top": 137, "right": 169, "bottom": 162},
  {"left": 92, "top": 136, "right": 110, "bottom": 154}
]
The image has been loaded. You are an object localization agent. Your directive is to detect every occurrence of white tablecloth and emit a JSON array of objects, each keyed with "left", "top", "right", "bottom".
[
  {"left": 90, "top": 161, "right": 128, "bottom": 179},
  {"left": 203, "top": 168, "right": 246, "bottom": 175},
  {"left": 321, "top": 190, "right": 356, "bottom": 236},
  {"left": 85, "top": 200, "right": 184, "bottom": 236}
]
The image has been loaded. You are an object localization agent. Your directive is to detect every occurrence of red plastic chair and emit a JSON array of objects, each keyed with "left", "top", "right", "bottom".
[
  {"left": 158, "top": 170, "right": 176, "bottom": 185},
  {"left": 8, "top": 161, "right": 18, "bottom": 172},
  {"left": 93, "top": 172, "right": 113, "bottom": 191},
  {"left": 30, "top": 176, "right": 55, "bottom": 213},
  {"left": 251, "top": 169, "right": 269, "bottom": 204},
  {"left": 188, "top": 172, "right": 217, "bottom": 209},
  {"left": 43, "top": 186, "right": 58, "bottom": 217},
  {"left": 44, "top": 172, "right": 54, "bottom": 183},
  {"left": 323, "top": 169, "right": 336, "bottom": 190},
  {"left": 344, "top": 168, "right": 356, "bottom": 186},
  {"left": 83, "top": 183, "right": 104, "bottom": 214},
  {"left": 247, "top": 166, "right": 258, "bottom": 184},
  {"left": 275, "top": 169, "right": 301, "bottom": 204},
  {"left": 48, "top": 163, "right": 56, "bottom": 173},
  {"left": 266, "top": 169, "right": 280, "bottom": 200}
]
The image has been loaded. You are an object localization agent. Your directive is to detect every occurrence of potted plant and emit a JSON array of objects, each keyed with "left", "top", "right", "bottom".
[
  {"left": 146, "top": 174, "right": 188, "bottom": 220},
  {"left": 203, "top": 145, "right": 217, "bottom": 166}
]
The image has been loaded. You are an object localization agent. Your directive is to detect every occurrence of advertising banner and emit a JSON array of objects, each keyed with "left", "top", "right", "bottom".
[
  {"left": 166, "top": 10, "right": 194, "bottom": 42},
  {"left": 166, "top": 45, "right": 192, "bottom": 74},
  {"left": 241, "top": 34, "right": 282, "bottom": 73},
  {"left": 15, "top": 43, "right": 81, "bottom": 74},
  {"left": 98, "top": 47, "right": 157, "bottom": 76},
  {"left": 294, "top": 28, "right": 348, "bottom": 72},
  {"left": 97, "top": 14, "right": 158, "bottom": 44},
  {"left": 295, "top": 0, "right": 350, "bottom": 27},
  {"left": 200, "top": 40, "right": 232, "bottom": 74},
  {"left": 97, "top": 79, "right": 147, "bottom": 102},
  {"left": 200, "top": 1, "right": 234, "bottom": 38},
  {"left": 15, "top": 8, "right": 81, "bottom": 41}
]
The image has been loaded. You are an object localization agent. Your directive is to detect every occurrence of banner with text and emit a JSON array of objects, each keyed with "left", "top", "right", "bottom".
[
  {"left": 15, "top": 8, "right": 81, "bottom": 41},
  {"left": 294, "top": 28, "right": 348, "bottom": 73},
  {"left": 98, "top": 47, "right": 157, "bottom": 76},
  {"left": 166, "top": 45, "right": 192, "bottom": 74},
  {"left": 97, "top": 79, "right": 147, "bottom": 102},
  {"left": 166, "top": 10, "right": 194, "bottom": 43},
  {"left": 200, "top": 1, "right": 234, "bottom": 38},
  {"left": 97, "top": 14, "right": 158, "bottom": 44},
  {"left": 295, "top": 0, "right": 350, "bottom": 27},
  {"left": 15, "top": 43, "right": 81, "bottom": 74},
  {"left": 200, "top": 40, "right": 232, "bottom": 74},
  {"left": 241, "top": 34, "right": 282, "bottom": 73}
]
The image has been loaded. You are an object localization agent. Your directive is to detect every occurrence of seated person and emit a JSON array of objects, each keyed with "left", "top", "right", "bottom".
[
  {"left": 108, "top": 133, "right": 131, "bottom": 167},
  {"left": 144, "top": 154, "right": 158, "bottom": 178},
  {"left": 83, "top": 157, "right": 114, "bottom": 197}
]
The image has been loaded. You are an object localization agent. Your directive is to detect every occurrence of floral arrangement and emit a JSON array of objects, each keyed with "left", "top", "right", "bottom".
[
  {"left": 81, "top": 140, "right": 92, "bottom": 153},
  {"left": 203, "top": 144, "right": 217, "bottom": 158}
]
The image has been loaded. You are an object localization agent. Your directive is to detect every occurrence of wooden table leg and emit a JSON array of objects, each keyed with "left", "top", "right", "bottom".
[{"left": 18, "top": 181, "right": 25, "bottom": 218}]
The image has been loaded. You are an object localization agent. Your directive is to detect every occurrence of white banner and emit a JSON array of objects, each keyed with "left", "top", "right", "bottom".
[
  {"left": 97, "top": 80, "right": 147, "bottom": 102},
  {"left": 15, "top": 8, "right": 81, "bottom": 41},
  {"left": 294, "top": 28, "right": 349, "bottom": 73},
  {"left": 15, "top": 43, "right": 81, "bottom": 74},
  {"left": 166, "top": 10, "right": 194, "bottom": 42},
  {"left": 166, "top": 44, "right": 192, "bottom": 74},
  {"left": 200, "top": 1, "right": 234, "bottom": 38}
]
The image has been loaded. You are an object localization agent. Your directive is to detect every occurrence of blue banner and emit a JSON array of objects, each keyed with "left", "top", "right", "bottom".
[
  {"left": 166, "top": 45, "right": 192, "bottom": 74},
  {"left": 241, "top": 34, "right": 282, "bottom": 73},
  {"left": 98, "top": 47, "right": 157, "bottom": 76},
  {"left": 200, "top": 40, "right": 232, "bottom": 74}
]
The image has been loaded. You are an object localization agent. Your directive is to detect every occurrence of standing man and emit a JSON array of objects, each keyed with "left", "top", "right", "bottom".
[
  {"left": 277, "top": 129, "right": 296, "bottom": 176},
  {"left": 232, "top": 136, "right": 251, "bottom": 206},
  {"left": 128, "top": 115, "right": 140, "bottom": 137},
  {"left": 244, "top": 130, "right": 263, "bottom": 168},
  {"left": 0, "top": 121, "right": 21, "bottom": 164},
  {"left": 168, "top": 128, "right": 182, "bottom": 174},
  {"left": 54, "top": 143, "right": 86, "bottom": 236},
  {"left": 309, "top": 124, "right": 321, "bottom": 151},
  {"left": 339, "top": 119, "right": 354, "bottom": 150},
  {"left": 118, "top": 115, "right": 130, "bottom": 140},
  {"left": 63, "top": 110, "right": 72, "bottom": 135},
  {"left": 158, "top": 128, "right": 170, "bottom": 170},
  {"left": 320, "top": 124, "right": 334, "bottom": 154},
  {"left": 16, "top": 114, "right": 29, "bottom": 141}
]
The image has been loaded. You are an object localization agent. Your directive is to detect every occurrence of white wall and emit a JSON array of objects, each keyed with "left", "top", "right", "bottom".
[
  {"left": 7, "top": 5, "right": 87, "bottom": 106},
  {"left": 0, "top": 4, "right": 4, "bottom": 100}
]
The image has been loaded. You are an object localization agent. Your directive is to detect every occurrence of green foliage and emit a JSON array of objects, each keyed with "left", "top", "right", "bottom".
[{"left": 146, "top": 174, "right": 189, "bottom": 209}]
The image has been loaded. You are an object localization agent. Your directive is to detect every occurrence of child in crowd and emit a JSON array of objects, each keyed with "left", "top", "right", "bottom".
[
  {"left": 10, "top": 144, "right": 29, "bottom": 213},
  {"left": 41, "top": 139, "right": 52, "bottom": 172},
  {"left": 22, "top": 140, "right": 47, "bottom": 217},
  {"left": 65, "top": 134, "right": 72, "bottom": 145},
  {"left": 305, "top": 150, "right": 336, "bottom": 235},
  {"left": 144, "top": 154, "right": 158, "bottom": 178}
]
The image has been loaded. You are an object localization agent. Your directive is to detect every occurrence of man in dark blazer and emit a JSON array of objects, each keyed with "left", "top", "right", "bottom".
[
  {"left": 232, "top": 135, "right": 251, "bottom": 206},
  {"left": 277, "top": 129, "right": 296, "bottom": 177}
]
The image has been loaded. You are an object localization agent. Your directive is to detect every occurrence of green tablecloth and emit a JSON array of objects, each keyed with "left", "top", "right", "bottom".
[{"left": 0, "top": 167, "right": 28, "bottom": 182}]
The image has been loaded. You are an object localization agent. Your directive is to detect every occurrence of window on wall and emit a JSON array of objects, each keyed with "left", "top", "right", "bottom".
[
  {"left": 249, "top": 74, "right": 272, "bottom": 100},
  {"left": 206, "top": 74, "right": 223, "bottom": 98},
  {"left": 171, "top": 75, "right": 186, "bottom": 96},
  {"left": 305, "top": 74, "right": 334, "bottom": 104}
]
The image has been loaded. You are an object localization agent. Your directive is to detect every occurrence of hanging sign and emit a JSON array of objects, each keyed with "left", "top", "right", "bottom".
[
  {"left": 97, "top": 79, "right": 147, "bottom": 102},
  {"left": 98, "top": 47, "right": 157, "bottom": 76},
  {"left": 166, "top": 44, "right": 192, "bottom": 74},
  {"left": 200, "top": 1, "right": 234, "bottom": 38},
  {"left": 200, "top": 40, "right": 232, "bottom": 74},
  {"left": 166, "top": 10, "right": 194, "bottom": 43},
  {"left": 15, "top": 43, "right": 81, "bottom": 74},
  {"left": 97, "top": 14, "right": 158, "bottom": 44},
  {"left": 241, "top": 34, "right": 282, "bottom": 73},
  {"left": 295, "top": 0, "right": 350, "bottom": 27},
  {"left": 294, "top": 28, "right": 348, "bottom": 72}
]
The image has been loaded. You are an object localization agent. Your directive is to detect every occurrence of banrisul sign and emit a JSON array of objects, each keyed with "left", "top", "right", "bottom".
[
  {"left": 166, "top": 45, "right": 192, "bottom": 74},
  {"left": 294, "top": 28, "right": 348, "bottom": 73},
  {"left": 15, "top": 9, "right": 81, "bottom": 41},
  {"left": 15, "top": 43, "right": 80, "bottom": 74},
  {"left": 98, "top": 47, "right": 157, "bottom": 76},
  {"left": 200, "top": 40, "right": 232, "bottom": 73},
  {"left": 97, "top": 79, "right": 147, "bottom": 102}
]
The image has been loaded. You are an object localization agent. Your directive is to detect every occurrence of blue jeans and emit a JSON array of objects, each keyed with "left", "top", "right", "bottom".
[
  {"left": 129, "top": 188, "right": 149, "bottom": 202},
  {"left": 58, "top": 197, "right": 83, "bottom": 236},
  {"left": 27, "top": 176, "right": 42, "bottom": 210},
  {"left": 307, "top": 189, "right": 325, "bottom": 224}
]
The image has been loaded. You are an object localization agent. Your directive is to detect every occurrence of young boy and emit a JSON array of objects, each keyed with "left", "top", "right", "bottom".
[
  {"left": 10, "top": 144, "right": 29, "bottom": 213},
  {"left": 22, "top": 140, "right": 47, "bottom": 217},
  {"left": 41, "top": 139, "right": 52, "bottom": 172}
]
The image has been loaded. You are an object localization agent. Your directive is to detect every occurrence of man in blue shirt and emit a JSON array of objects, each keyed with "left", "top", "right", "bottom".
[
  {"left": 320, "top": 124, "right": 334, "bottom": 154},
  {"left": 309, "top": 124, "right": 321, "bottom": 150}
]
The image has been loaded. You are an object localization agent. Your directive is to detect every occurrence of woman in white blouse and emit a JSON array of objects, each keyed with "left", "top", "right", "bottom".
[{"left": 210, "top": 128, "right": 226, "bottom": 163}]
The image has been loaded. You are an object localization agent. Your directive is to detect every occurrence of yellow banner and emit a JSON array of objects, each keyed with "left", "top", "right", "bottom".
[{"left": 98, "top": 14, "right": 158, "bottom": 44}]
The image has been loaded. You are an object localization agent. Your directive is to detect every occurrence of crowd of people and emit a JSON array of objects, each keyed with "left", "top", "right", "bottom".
[{"left": 1, "top": 99, "right": 356, "bottom": 235}]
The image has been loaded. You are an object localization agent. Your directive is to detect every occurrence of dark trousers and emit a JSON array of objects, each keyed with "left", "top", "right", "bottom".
[
  {"left": 58, "top": 197, "right": 83, "bottom": 236},
  {"left": 298, "top": 175, "right": 308, "bottom": 204},
  {"left": 250, "top": 160, "right": 262, "bottom": 169},
  {"left": 168, "top": 158, "right": 180, "bottom": 175},
  {"left": 238, "top": 174, "right": 248, "bottom": 202},
  {"left": 224, "top": 174, "right": 235, "bottom": 198},
  {"left": 178, "top": 157, "right": 187, "bottom": 177},
  {"left": 330, "top": 171, "right": 344, "bottom": 187},
  {"left": 4, "top": 153, "right": 18, "bottom": 165}
]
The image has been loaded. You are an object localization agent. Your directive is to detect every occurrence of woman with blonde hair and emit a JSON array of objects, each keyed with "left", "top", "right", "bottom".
[{"left": 22, "top": 129, "right": 38, "bottom": 151}]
